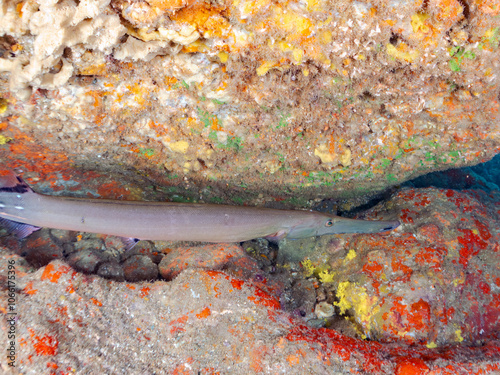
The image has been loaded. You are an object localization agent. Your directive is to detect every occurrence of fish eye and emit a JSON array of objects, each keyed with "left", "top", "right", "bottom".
[{"left": 325, "top": 219, "right": 333, "bottom": 227}]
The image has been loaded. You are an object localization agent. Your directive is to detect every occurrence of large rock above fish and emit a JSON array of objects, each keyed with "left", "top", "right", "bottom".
[{"left": 0, "top": 0, "right": 499, "bottom": 198}]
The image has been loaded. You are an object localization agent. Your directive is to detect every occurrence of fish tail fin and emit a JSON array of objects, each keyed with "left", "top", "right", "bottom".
[{"left": 0, "top": 171, "right": 40, "bottom": 239}]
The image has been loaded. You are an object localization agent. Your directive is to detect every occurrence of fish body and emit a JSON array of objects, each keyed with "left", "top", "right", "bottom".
[{"left": 0, "top": 173, "right": 400, "bottom": 243}]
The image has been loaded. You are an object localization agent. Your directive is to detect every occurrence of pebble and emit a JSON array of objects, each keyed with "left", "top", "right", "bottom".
[
  {"left": 241, "top": 238, "right": 277, "bottom": 271},
  {"left": 67, "top": 249, "right": 102, "bottom": 273},
  {"left": 315, "top": 301, "right": 335, "bottom": 318},
  {"left": 49, "top": 229, "right": 75, "bottom": 243},
  {"left": 62, "top": 242, "right": 76, "bottom": 256},
  {"left": 21, "top": 229, "right": 63, "bottom": 267},
  {"left": 103, "top": 236, "right": 126, "bottom": 251},
  {"left": 74, "top": 238, "right": 104, "bottom": 251},
  {"left": 123, "top": 255, "right": 158, "bottom": 282},
  {"left": 97, "top": 260, "right": 125, "bottom": 281},
  {"left": 124, "top": 241, "right": 164, "bottom": 264}
]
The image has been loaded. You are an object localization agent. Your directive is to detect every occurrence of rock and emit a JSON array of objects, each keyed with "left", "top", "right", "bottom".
[
  {"left": 21, "top": 229, "right": 63, "bottom": 267},
  {"left": 122, "top": 255, "right": 158, "bottom": 282},
  {"left": 315, "top": 301, "right": 335, "bottom": 319},
  {"left": 49, "top": 229, "right": 75, "bottom": 243},
  {"left": 103, "top": 236, "right": 126, "bottom": 251},
  {"left": 158, "top": 243, "right": 245, "bottom": 280},
  {"left": 62, "top": 242, "right": 76, "bottom": 257},
  {"left": 241, "top": 238, "right": 277, "bottom": 272},
  {"left": 97, "top": 260, "right": 124, "bottom": 281},
  {"left": 1, "top": 0, "right": 498, "bottom": 200},
  {"left": 74, "top": 238, "right": 104, "bottom": 251},
  {"left": 124, "top": 241, "right": 163, "bottom": 264},
  {"left": 320, "top": 187, "right": 500, "bottom": 347},
  {"left": 0, "top": 246, "right": 35, "bottom": 279},
  {"left": 327, "top": 316, "right": 362, "bottom": 339},
  {"left": 10, "top": 261, "right": 500, "bottom": 374},
  {"left": 66, "top": 250, "right": 102, "bottom": 274}
]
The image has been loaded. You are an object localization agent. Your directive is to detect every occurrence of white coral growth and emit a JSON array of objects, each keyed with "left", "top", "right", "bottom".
[{"left": 0, "top": 0, "right": 126, "bottom": 97}]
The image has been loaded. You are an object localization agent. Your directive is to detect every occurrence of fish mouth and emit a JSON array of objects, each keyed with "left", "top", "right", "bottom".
[{"left": 380, "top": 220, "right": 400, "bottom": 232}]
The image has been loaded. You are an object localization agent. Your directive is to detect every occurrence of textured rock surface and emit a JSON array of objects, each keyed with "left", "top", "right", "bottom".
[
  {"left": 300, "top": 187, "right": 500, "bottom": 347},
  {"left": 158, "top": 243, "right": 246, "bottom": 280},
  {"left": 122, "top": 254, "right": 159, "bottom": 281},
  {"left": 0, "top": 0, "right": 499, "bottom": 198},
  {"left": 2, "top": 258, "right": 500, "bottom": 374},
  {"left": 20, "top": 230, "right": 63, "bottom": 267},
  {"left": 0, "top": 0, "right": 499, "bottom": 368}
]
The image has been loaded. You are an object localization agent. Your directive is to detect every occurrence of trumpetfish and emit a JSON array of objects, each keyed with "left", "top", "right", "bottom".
[{"left": 0, "top": 172, "right": 400, "bottom": 249}]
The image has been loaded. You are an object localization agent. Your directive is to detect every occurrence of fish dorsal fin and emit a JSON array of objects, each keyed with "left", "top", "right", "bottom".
[{"left": 0, "top": 171, "right": 34, "bottom": 194}]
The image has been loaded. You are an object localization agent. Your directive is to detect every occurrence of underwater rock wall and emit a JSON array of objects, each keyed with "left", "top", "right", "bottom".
[
  {"left": 3, "top": 257, "right": 500, "bottom": 374},
  {"left": 0, "top": 0, "right": 499, "bottom": 197}
]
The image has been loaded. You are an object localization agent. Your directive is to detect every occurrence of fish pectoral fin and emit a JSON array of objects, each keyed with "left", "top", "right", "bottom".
[
  {"left": 120, "top": 237, "right": 141, "bottom": 252},
  {"left": 0, "top": 217, "right": 41, "bottom": 239},
  {"left": 265, "top": 229, "right": 287, "bottom": 242}
]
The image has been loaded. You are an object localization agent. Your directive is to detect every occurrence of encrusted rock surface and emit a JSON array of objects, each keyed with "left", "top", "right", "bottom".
[
  {"left": 0, "top": 0, "right": 499, "bottom": 370},
  {"left": 300, "top": 187, "right": 500, "bottom": 347},
  {"left": 1, "top": 0, "right": 499, "bottom": 197},
  {"left": 2, "top": 258, "right": 500, "bottom": 374},
  {"left": 122, "top": 254, "right": 159, "bottom": 281},
  {"left": 158, "top": 243, "right": 245, "bottom": 280}
]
